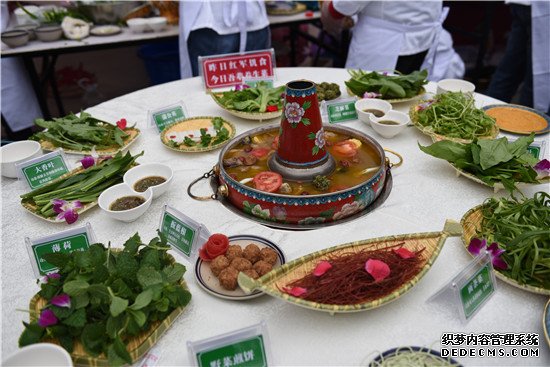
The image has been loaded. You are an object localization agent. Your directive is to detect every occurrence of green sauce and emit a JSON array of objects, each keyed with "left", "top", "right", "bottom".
[
  {"left": 377, "top": 120, "right": 400, "bottom": 125},
  {"left": 133, "top": 176, "right": 166, "bottom": 192},
  {"left": 110, "top": 196, "right": 145, "bottom": 211}
]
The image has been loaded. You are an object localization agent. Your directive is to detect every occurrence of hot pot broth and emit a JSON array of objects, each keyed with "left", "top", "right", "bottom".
[{"left": 223, "top": 130, "right": 381, "bottom": 195}]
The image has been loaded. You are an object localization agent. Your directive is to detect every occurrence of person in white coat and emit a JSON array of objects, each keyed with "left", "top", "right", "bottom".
[
  {"left": 1, "top": 2, "right": 42, "bottom": 138},
  {"left": 321, "top": 0, "right": 445, "bottom": 75},
  {"left": 178, "top": 0, "right": 270, "bottom": 79}
]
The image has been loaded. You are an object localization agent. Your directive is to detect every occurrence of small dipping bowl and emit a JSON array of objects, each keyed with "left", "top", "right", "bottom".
[
  {"left": 370, "top": 110, "right": 410, "bottom": 139},
  {"left": 126, "top": 18, "right": 148, "bottom": 33},
  {"left": 123, "top": 163, "right": 173, "bottom": 198},
  {"left": 436, "top": 79, "right": 475, "bottom": 94},
  {"left": 35, "top": 25, "right": 63, "bottom": 42},
  {"left": 14, "top": 24, "right": 38, "bottom": 40},
  {"left": 2, "top": 343, "right": 73, "bottom": 366},
  {"left": 146, "top": 17, "right": 167, "bottom": 32},
  {"left": 1, "top": 30, "right": 30, "bottom": 47},
  {"left": 0, "top": 141, "right": 42, "bottom": 178},
  {"left": 98, "top": 183, "right": 152, "bottom": 222},
  {"left": 355, "top": 98, "right": 392, "bottom": 124}
]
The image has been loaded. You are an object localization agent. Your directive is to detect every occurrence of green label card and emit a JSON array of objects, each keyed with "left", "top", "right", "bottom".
[
  {"left": 160, "top": 211, "right": 196, "bottom": 256},
  {"left": 152, "top": 106, "right": 186, "bottom": 132},
  {"left": 20, "top": 153, "right": 69, "bottom": 190},
  {"left": 197, "top": 336, "right": 267, "bottom": 367},
  {"left": 326, "top": 100, "right": 358, "bottom": 123},
  {"left": 459, "top": 263, "right": 495, "bottom": 319},
  {"left": 527, "top": 145, "right": 541, "bottom": 159}
]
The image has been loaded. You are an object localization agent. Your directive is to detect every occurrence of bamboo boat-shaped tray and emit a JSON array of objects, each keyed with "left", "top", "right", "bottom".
[
  {"left": 210, "top": 93, "right": 282, "bottom": 122},
  {"left": 28, "top": 257, "right": 188, "bottom": 367},
  {"left": 346, "top": 87, "right": 426, "bottom": 104},
  {"left": 450, "top": 164, "right": 550, "bottom": 193},
  {"left": 461, "top": 205, "right": 550, "bottom": 295},
  {"left": 238, "top": 220, "right": 462, "bottom": 314},
  {"left": 409, "top": 106, "right": 499, "bottom": 144},
  {"left": 39, "top": 128, "right": 141, "bottom": 156}
]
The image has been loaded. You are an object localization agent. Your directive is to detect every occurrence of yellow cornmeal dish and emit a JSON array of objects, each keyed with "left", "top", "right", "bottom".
[{"left": 486, "top": 107, "right": 547, "bottom": 133}]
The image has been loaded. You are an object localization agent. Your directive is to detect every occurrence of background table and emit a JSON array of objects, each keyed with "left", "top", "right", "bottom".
[{"left": 2, "top": 67, "right": 548, "bottom": 366}]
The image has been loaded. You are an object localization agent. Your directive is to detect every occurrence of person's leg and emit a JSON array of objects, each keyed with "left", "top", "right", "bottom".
[
  {"left": 518, "top": 6, "right": 533, "bottom": 107},
  {"left": 245, "top": 26, "right": 271, "bottom": 51},
  {"left": 395, "top": 50, "right": 429, "bottom": 74},
  {"left": 486, "top": 4, "right": 531, "bottom": 102}
]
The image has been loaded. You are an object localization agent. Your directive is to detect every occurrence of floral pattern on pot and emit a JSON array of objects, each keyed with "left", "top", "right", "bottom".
[
  {"left": 307, "top": 128, "right": 326, "bottom": 155},
  {"left": 285, "top": 100, "right": 311, "bottom": 128},
  {"left": 298, "top": 216, "right": 326, "bottom": 225},
  {"left": 243, "top": 201, "right": 270, "bottom": 220},
  {"left": 333, "top": 190, "right": 375, "bottom": 221}
]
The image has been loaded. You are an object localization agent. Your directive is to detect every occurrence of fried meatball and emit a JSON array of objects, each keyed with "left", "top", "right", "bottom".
[
  {"left": 210, "top": 255, "right": 230, "bottom": 277},
  {"left": 260, "top": 247, "right": 278, "bottom": 265},
  {"left": 225, "top": 245, "right": 243, "bottom": 261},
  {"left": 230, "top": 257, "right": 252, "bottom": 271},
  {"left": 218, "top": 267, "right": 239, "bottom": 290},
  {"left": 253, "top": 260, "right": 273, "bottom": 276},
  {"left": 243, "top": 243, "right": 261, "bottom": 263},
  {"left": 241, "top": 269, "right": 259, "bottom": 279}
]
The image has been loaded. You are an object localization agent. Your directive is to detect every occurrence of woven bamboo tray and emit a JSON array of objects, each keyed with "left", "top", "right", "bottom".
[
  {"left": 39, "top": 128, "right": 141, "bottom": 156},
  {"left": 409, "top": 106, "right": 499, "bottom": 144},
  {"left": 210, "top": 93, "right": 282, "bottom": 122},
  {"left": 346, "top": 87, "right": 426, "bottom": 104},
  {"left": 460, "top": 205, "right": 550, "bottom": 295},
  {"left": 238, "top": 220, "right": 462, "bottom": 314}
]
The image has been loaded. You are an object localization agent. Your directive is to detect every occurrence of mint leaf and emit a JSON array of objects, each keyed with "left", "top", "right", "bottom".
[
  {"left": 63, "top": 280, "right": 89, "bottom": 296},
  {"left": 63, "top": 308, "right": 86, "bottom": 328},
  {"left": 106, "top": 315, "right": 125, "bottom": 339},
  {"left": 42, "top": 252, "right": 69, "bottom": 268},
  {"left": 129, "top": 289, "right": 153, "bottom": 311},
  {"left": 110, "top": 279, "right": 133, "bottom": 299},
  {"left": 115, "top": 252, "right": 139, "bottom": 281},
  {"left": 140, "top": 248, "right": 161, "bottom": 270},
  {"left": 175, "top": 287, "right": 192, "bottom": 306},
  {"left": 73, "top": 293, "right": 90, "bottom": 309},
  {"left": 18, "top": 322, "right": 44, "bottom": 347},
  {"left": 88, "top": 284, "right": 110, "bottom": 304},
  {"left": 163, "top": 263, "right": 186, "bottom": 284},
  {"left": 128, "top": 309, "right": 146, "bottom": 327},
  {"left": 81, "top": 323, "right": 105, "bottom": 356},
  {"left": 113, "top": 335, "right": 132, "bottom": 365},
  {"left": 123, "top": 233, "right": 141, "bottom": 255},
  {"left": 137, "top": 267, "right": 163, "bottom": 288},
  {"left": 110, "top": 295, "right": 128, "bottom": 317},
  {"left": 74, "top": 251, "right": 93, "bottom": 269},
  {"left": 51, "top": 305, "right": 73, "bottom": 319}
]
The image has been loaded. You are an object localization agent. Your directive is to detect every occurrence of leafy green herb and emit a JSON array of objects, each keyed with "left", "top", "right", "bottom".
[
  {"left": 345, "top": 69, "right": 428, "bottom": 99},
  {"left": 419, "top": 134, "right": 540, "bottom": 193},
  {"left": 20, "top": 151, "right": 143, "bottom": 218},
  {"left": 313, "top": 175, "right": 331, "bottom": 191},
  {"left": 316, "top": 82, "right": 341, "bottom": 101},
  {"left": 215, "top": 82, "right": 285, "bottom": 113},
  {"left": 475, "top": 192, "right": 550, "bottom": 289},
  {"left": 19, "top": 233, "right": 191, "bottom": 367},
  {"left": 411, "top": 92, "right": 496, "bottom": 140},
  {"left": 30, "top": 112, "right": 133, "bottom": 151},
  {"left": 182, "top": 137, "right": 196, "bottom": 147}
]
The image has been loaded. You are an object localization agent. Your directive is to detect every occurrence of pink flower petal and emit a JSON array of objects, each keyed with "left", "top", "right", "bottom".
[
  {"left": 487, "top": 242, "right": 505, "bottom": 258},
  {"left": 393, "top": 248, "right": 414, "bottom": 259},
  {"left": 52, "top": 199, "right": 66, "bottom": 214},
  {"left": 365, "top": 259, "right": 390, "bottom": 282},
  {"left": 468, "top": 238, "right": 486, "bottom": 256},
  {"left": 283, "top": 286, "right": 307, "bottom": 297},
  {"left": 51, "top": 294, "right": 71, "bottom": 308},
  {"left": 71, "top": 200, "right": 83, "bottom": 210},
  {"left": 492, "top": 256, "right": 508, "bottom": 270},
  {"left": 313, "top": 260, "right": 332, "bottom": 277},
  {"left": 116, "top": 118, "right": 127, "bottom": 130},
  {"left": 38, "top": 309, "right": 58, "bottom": 327},
  {"left": 63, "top": 210, "right": 79, "bottom": 224},
  {"left": 80, "top": 156, "right": 95, "bottom": 169}
]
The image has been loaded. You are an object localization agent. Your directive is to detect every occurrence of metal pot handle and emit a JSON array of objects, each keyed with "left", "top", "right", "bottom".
[
  {"left": 384, "top": 149, "right": 403, "bottom": 169},
  {"left": 187, "top": 168, "right": 226, "bottom": 201}
]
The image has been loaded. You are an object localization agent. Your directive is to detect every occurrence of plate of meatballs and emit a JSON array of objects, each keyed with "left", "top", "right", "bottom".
[{"left": 194, "top": 234, "right": 286, "bottom": 300}]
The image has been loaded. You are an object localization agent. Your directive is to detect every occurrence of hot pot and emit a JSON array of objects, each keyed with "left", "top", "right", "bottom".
[{"left": 188, "top": 124, "right": 400, "bottom": 226}]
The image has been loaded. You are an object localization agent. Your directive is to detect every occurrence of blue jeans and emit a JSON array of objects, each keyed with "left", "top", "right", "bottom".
[
  {"left": 187, "top": 26, "right": 271, "bottom": 77},
  {"left": 486, "top": 4, "right": 533, "bottom": 107}
]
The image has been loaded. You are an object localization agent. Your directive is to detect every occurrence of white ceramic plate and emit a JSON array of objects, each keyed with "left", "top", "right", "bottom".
[
  {"left": 91, "top": 25, "right": 121, "bottom": 36},
  {"left": 195, "top": 235, "right": 286, "bottom": 300}
]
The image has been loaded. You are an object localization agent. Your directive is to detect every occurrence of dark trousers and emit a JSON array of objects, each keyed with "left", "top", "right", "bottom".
[
  {"left": 486, "top": 4, "right": 533, "bottom": 107},
  {"left": 395, "top": 50, "right": 429, "bottom": 75},
  {"left": 187, "top": 26, "right": 271, "bottom": 77}
]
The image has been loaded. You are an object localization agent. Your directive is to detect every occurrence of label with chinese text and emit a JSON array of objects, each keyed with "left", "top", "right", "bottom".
[
  {"left": 459, "top": 263, "right": 495, "bottom": 319},
  {"left": 507, "top": 138, "right": 546, "bottom": 159},
  {"left": 152, "top": 106, "right": 186, "bottom": 132},
  {"left": 200, "top": 49, "right": 275, "bottom": 89},
  {"left": 160, "top": 211, "right": 196, "bottom": 257},
  {"left": 197, "top": 336, "right": 267, "bottom": 367},
  {"left": 19, "top": 152, "right": 69, "bottom": 190},
  {"left": 25, "top": 224, "right": 95, "bottom": 277},
  {"left": 325, "top": 99, "right": 358, "bottom": 123}
]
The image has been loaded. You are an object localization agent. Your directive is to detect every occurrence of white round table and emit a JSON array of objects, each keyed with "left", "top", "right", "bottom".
[{"left": 2, "top": 67, "right": 548, "bottom": 366}]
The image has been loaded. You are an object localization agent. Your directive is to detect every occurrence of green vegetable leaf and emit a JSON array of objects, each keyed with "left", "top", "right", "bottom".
[
  {"left": 106, "top": 315, "right": 125, "bottom": 339},
  {"left": 123, "top": 233, "right": 141, "bottom": 255},
  {"left": 115, "top": 252, "right": 139, "bottom": 281},
  {"left": 18, "top": 322, "right": 45, "bottom": 347},
  {"left": 108, "top": 335, "right": 132, "bottom": 366},
  {"left": 162, "top": 263, "right": 186, "bottom": 283},
  {"left": 63, "top": 280, "right": 90, "bottom": 297},
  {"left": 73, "top": 293, "right": 90, "bottom": 309},
  {"left": 129, "top": 289, "right": 153, "bottom": 311},
  {"left": 63, "top": 308, "right": 87, "bottom": 328},
  {"left": 127, "top": 309, "right": 146, "bottom": 327},
  {"left": 137, "top": 267, "right": 163, "bottom": 288},
  {"left": 477, "top": 138, "right": 514, "bottom": 170},
  {"left": 42, "top": 252, "right": 70, "bottom": 268},
  {"left": 81, "top": 323, "right": 106, "bottom": 356},
  {"left": 418, "top": 141, "right": 470, "bottom": 162},
  {"left": 110, "top": 295, "right": 128, "bottom": 317},
  {"left": 183, "top": 137, "right": 196, "bottom": 146}
]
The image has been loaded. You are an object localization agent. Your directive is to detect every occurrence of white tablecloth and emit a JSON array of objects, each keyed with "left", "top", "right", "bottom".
[{"left": 2, "top": 67, "right": 549, "bottom": 366}]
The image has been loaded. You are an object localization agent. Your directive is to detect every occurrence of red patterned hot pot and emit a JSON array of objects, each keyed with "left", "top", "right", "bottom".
[{"left": 188, "top": 80, "right": 400, "bottom": 227}]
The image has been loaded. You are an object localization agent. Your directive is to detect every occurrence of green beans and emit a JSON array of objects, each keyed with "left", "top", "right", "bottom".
[
  {"left": 476, "top": 192, "right": 550, "bottom": 289},
  {"left": 414, "top": 92, "right": 496, "bottom": 140}
]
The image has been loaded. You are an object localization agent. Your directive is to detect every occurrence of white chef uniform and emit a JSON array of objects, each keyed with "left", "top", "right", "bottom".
[{"left": 531, "top": 1, "right": 550, "bottom": 112}]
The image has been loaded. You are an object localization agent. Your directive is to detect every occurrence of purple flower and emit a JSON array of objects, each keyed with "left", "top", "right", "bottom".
[
  {"left": 235, "top": 84, "right": 250, "bottom": 91},
  {"left": 41, "top": 273, "right": 61, "bottom": 283},
  {"left": 80, "top": 155, "right": 95, "bottom": 169},
  {"left": 272, "top": 206, "right": 287, "bottom": 220},
  {"left": 38, "top": 309, "right": 58, "bottom": 327},
  {"left": 468, "top": 238, "right": 508, "bottom": 270},
  {"left": 285, "top": 102, "right": 305, "bottom": 125},
  {"left": 50, "top": 294, "right": 71, "bottom": 308},
  {"left": 363, "top": 92, "right": 381, "bottom": 99},
  {"left": 52, "top": 199, "right": 83, "bottom": 224},
  {"left": 415, "top": 99, "right": 436, "bottom": 112},
  {"left": 534, "top": 159, "right": 550, "bottom": 178}
]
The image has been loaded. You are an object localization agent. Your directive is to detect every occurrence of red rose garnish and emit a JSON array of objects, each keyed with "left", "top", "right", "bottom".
[
  {"left": 365, "top": 259, "right": 390, "bottom": 282},
  {"left": 199, "top": 233, "right": 229, "bottom": 261},
  {"left": 393, "top": 248, "right": 414, "bottom": 259},
  {"left": 312, "top": 260, "right": 332, "bottom": 276},
  {"left": 116, "top": 118, "right": 127, "bottom": 130},
  {"left": 282, "top": 286, "right": 307, "bottom": 297},
  {"left": 266, "top": 105, "right": 278, "bottom": 112}
]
